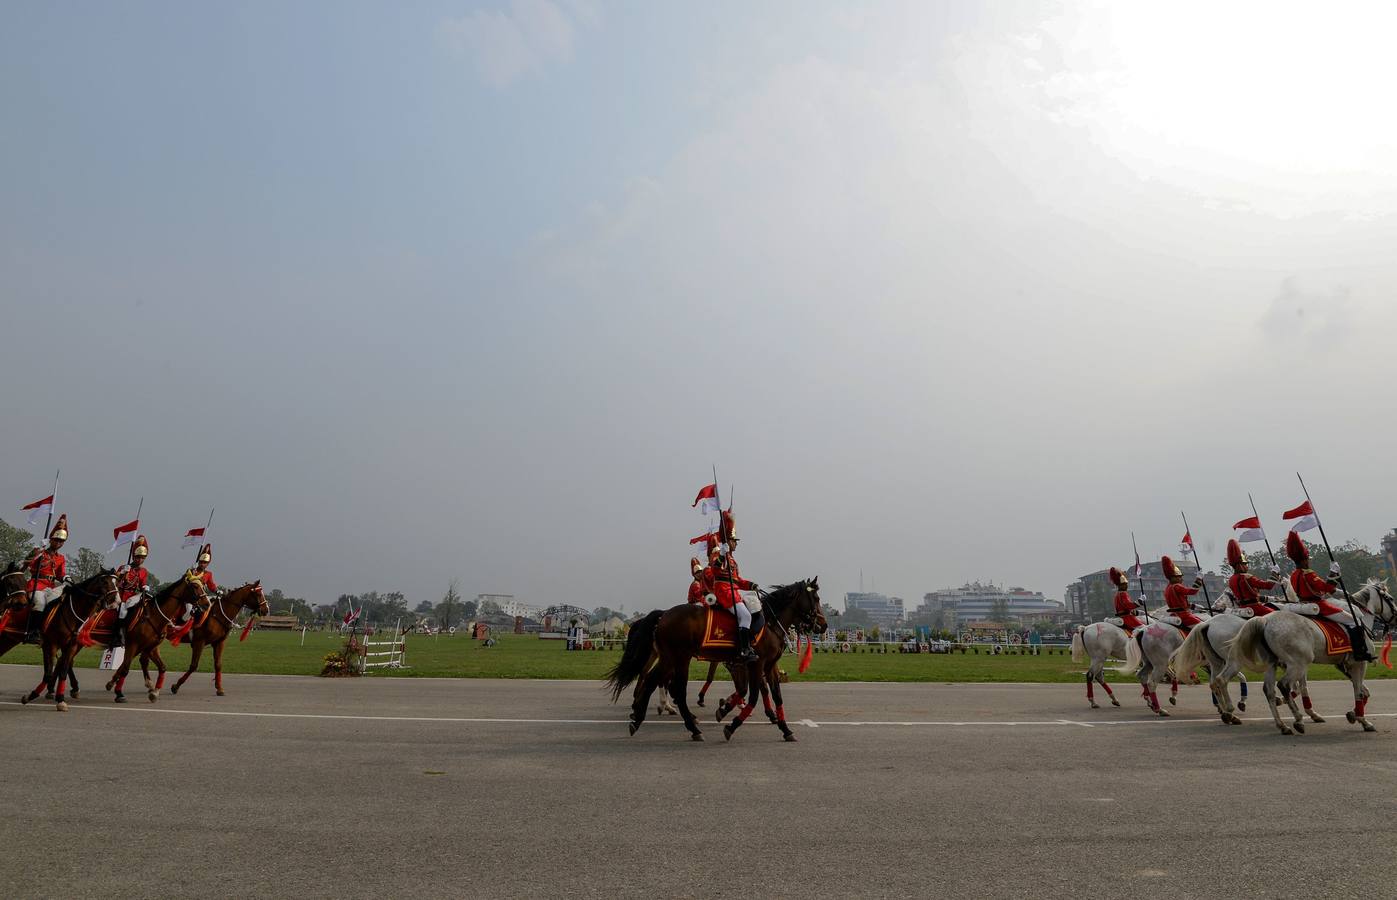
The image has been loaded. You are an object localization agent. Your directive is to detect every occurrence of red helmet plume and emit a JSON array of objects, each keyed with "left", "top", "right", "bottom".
[
  {"left": 718, "top": 509, "right": 737, "bottom": 544},
  {"left": 1160, "top": 555, "right": 1181, "bottom": 578},
  {"left": 1285, "top": 530, "right": 1309, "bottom": 567},
  {"left": 1108, "top": 566, "right": 1128, "bottom": 587},
  {"left": 1225, "top": 539, "right": 1245, "bottom": 568}
]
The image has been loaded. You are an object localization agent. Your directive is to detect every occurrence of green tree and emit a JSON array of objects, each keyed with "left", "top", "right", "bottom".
[
  {"left": 0, "top": 518, "right": 35, "bottom": 566},
  {"left": 988, "top": 598, "right": 1010, "bottom": 623},
  {"left": 1086, "top": 581, "right": 1113, "bottom": 620},
  {"left": 434, "top": 579, "right": 462, "bottom": 629},
  {"left": 69, "top": 547, "right": 104, "bottom": 581},
  {"left": 841, "top": 606, "right": 871, "bottom": 626},
  {"left": 414, "top": 600, "right": 434, "bottom": 615},
  {"left": 1246, "top": 540, "right": 1383, "bottom": 585}
]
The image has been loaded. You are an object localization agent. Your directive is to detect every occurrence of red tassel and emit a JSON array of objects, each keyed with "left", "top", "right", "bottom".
[
  {"left": 798, "top": 635, "right": 813, "bottom": 674},
  {"left": 1381, "top": 634, "right": 1393, "bottom": 670},
  {"left": 168, "top": 618, "right": 194, "bottom": 647},
  {"left": 76, "top": 613, "right": 101, "bottom": 648},
  {"left": 240, "top": 617, "right": 257, "bottom": 642},
  {"left": 0, "top": 609, "right": 11, "bottom": 634}
]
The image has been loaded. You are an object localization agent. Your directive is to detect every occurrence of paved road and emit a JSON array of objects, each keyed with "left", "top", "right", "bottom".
[{"left": 1, "top": 665, "right": 1394, "bottom": 899}]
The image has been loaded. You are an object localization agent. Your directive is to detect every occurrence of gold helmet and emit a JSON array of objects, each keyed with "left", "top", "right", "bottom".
[
  {"left": 198, "top": 543, "right": 212, "bottom": 564},
  {"left": 132, "top": 535, "right": 149, "bottom": 559},
  {"left": 49, "top": 514, "right": 68, "bottom": 542}
]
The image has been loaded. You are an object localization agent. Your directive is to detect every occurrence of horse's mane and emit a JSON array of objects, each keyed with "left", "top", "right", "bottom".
[{"left": 760, "top": 581, "right": 808, "bottom": 616}]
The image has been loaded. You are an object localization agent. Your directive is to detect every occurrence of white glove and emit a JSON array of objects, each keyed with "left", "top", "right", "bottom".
[
  {"left": 1328, "top": 561, "right": 1341, "bottom": 578},
  {"left": 1270, "top": 566, "right": 1282, "bottom": 580}
]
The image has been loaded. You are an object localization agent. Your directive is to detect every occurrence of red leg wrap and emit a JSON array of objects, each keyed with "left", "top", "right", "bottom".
[
  {"left": 1355, "top": 699, "right": 1367, "bottom": 718},
  {"left": 737, "top": 703, "right": 756, "bottom": 722},
  {"left": 1087, "top": 682, "right": 1095, "bottom": 700},
  {"left": 1302, "top": 696, "right": 1313, "bottom": 710},
  {"left": 776, "top": 706, "right": 786, "bottom": 723},
  {"left": 1102, "top": 683, "right": 1115, "bottom": 696},
  {"left": 155, "top": 673, "right": 166, "bottom": 689}
]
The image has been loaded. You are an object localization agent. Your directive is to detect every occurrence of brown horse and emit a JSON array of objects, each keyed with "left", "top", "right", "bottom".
[
  {"left": 606, "top": 578, "right": 827, "bottom": 742},
  {"left": 169, "top": 581, "right": 268, "bottom": 697},
  {"left": 18, "top": 570, "right": 121, "bottom": 711},
  {"left": 0, "top": 564, "right": 81, "bottom": 698},
  {"left": 102, "top": 578, "right": 204, "bottom": 704}
]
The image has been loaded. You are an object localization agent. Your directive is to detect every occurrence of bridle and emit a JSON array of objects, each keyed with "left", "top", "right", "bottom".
[{"left": 210, "top": 584, "right": 266, "bottom": 630}]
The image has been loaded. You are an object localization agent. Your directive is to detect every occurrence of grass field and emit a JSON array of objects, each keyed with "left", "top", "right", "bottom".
[{"left": 2, "top": 630, "right": 1391, "bottom": 683}]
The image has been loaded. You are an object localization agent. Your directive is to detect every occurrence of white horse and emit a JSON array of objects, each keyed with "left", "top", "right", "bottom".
[
  {"left": 1118, "top": 610, "right": 1212, "bottom": 716},
  {"left": 1226, "top": 580, "right": 1396, "bottom": 735},
  {"left": 1167, "top": 596, "right": 1271, "bottom": 725},
  {"left": 1070, "top": 622, "right": 1128, "bottom": 708}
]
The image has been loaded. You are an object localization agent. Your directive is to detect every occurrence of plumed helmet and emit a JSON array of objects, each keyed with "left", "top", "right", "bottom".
[
  {"left": 49, "top": 514, "right": 68, "bottom": 542},
  {"left": 1225, "top": 539, "right": 1245, "bottom": 569},
  {"left": 718, "top": 509, "right": 737, "bottom": 544},
  {"left": 1161, "top": 555, "right": 1182, "bottom": 578},
  {"left": 704, "top": 533, "right": 721, "bottom": 562},
  {"left": 690, "top": 557, "right": 703, "bottom": 576},
  {"left": 198, "top": 543, "right": 212, "bottom": 564},
  {"left": 132, "top": 535, "right": 149, "bottom": 558},
  {"left": 1108, "top": 567, "right": 1128, "bottom": 588},
  {"left": 1285, "top": 530, "right": 1309, "bottom": 567}
]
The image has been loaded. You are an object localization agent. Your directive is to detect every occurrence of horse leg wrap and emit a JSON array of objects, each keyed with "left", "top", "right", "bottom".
[
  {"left": 776, "top": 706, "right": 787, "bottom": 725},
  {"left": 155, "top": 673, "right": 166, "bottom": 689},
  {"left": 737, "top": 703, "right": 756, "bottom": 723},
  {"left": 1302, "top": 696, "right": 1313, "bottom": 710},
  {"left": 1102, "top": 683, "right": 1114, "bottom": 696},
  {"left": 1086, "top": 679, "right": 1095, "bottom": 700},
  {"left": 55, "top": 680, "right": 66, "bottom": 700},
  {"left": 727, "top": 691, "right": 742, "bottom": 707},
  {"left": 1240, "top": 681, "right": 1249, "bottom": 698},
  {"left": 762, "top": 695, "right": 774, "bottom": 714},
  {"left": 1355, "top": 699, "right": 1367, "bottom": 718}
]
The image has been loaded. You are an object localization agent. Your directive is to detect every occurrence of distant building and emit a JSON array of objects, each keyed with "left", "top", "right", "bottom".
[
  {"left": 1064, "top": 560, "right": 1225, "bottom": 622},
  {"left": 843, "top": 592, "right": 905, "bottom": 627},
  {"left": 1383, "top": 529, "right": 1397, "bottom": 583},
  {"left": 916, "top": 583, "right": 1064, "bottom": 627},
  {"left": 476, "top": 593, "right": 539, "bottom": 619}
]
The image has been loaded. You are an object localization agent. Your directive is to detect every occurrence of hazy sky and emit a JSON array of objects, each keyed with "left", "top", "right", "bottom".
[{"left": 5, "top": 2, "right": 1396, "bottom": 613}]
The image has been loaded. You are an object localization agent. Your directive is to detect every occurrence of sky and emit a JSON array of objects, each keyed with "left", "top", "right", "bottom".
[{"left": 4, "top": 1, "right": 1396, "bottom": 613}]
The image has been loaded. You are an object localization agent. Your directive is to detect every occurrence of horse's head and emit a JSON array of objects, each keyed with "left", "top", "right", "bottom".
[
  {"left": 75, "top": 569, "right": 121, "bottom": 611},
  {"left": 1359, "top": 579, "right": 1397, "bottom": 627},
  {"left": 1, "top": 564, "right": 28, "bottom": 607},
  {"left": 236, "top": 580, "right": 269, "bottom": 617},
  {"left": 770, "top": 577, "right": 826, "bottom": 635}
]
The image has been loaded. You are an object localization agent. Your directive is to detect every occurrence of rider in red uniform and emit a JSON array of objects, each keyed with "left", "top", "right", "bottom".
[
  {"left": 24, "top": 514, "right": 68, "bottom": 642},
  {"left": 111, "top": 535, "right": 151, "bottom": 647},
  {"left": 686, "top": 557, "right": 708, "bottom": 605},
  {"left": 186, "top": 544, "right": 218, "bottom": 594},
  {"left": 1161, "top": 556, "right": 1205, "bottom": 632},
  {"left": 1225, "top": 539, "right": 1278, "bottom": 618},
  {"left": 1109, "top": 567, "right": 1143, "bottom": 634},
  {"left": 702, "top": 511, "right": 758, "bottom": 661},
  {"left": 1285, "top": 531, "right": 1371, "bottom": 659}
]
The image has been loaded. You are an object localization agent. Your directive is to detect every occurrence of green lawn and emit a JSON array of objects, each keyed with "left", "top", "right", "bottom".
[{"left": 3, "top": 630, "right": 1390, "bottom": 682}]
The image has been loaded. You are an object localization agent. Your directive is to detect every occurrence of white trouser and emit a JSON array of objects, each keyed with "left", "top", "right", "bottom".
[
  {"left": 117, "top": 596, "right": 141, "bottom": 619},
  {"left": 30, "top": 587, "right": 62, "bottom": 612},
  {"left": 733, "top": 601, "right": 752, "bottom": 630}
]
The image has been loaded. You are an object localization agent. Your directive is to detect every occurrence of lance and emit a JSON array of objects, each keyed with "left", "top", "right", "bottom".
[
  {"left": 28, "top": 469, "right": 60, "bottom": 607},
  {"left": 126, "top": 497, "right": 144, "bottom": 569},
  {"left": 1296, "top": 473, "right": 1363, "bottom": 629},
  {"left": 1248, "top": 493, "right": 1280, "bottom": 570},
  {"left": 192, "top": 507, "right": 215, "bottom": 568},
  {"left": 1180, "top": 511, "right": 1213, "bottom": 612},
  {"left": 1131, "top": 532, "right": 1150, "bottom": 622}
]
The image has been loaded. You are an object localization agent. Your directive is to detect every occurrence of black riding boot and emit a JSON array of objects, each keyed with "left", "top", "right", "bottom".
[
  {"left": 109, "top": 618, "right": 126, "bottom": 649},
  {"left": 24, "top": 606, "right": 41, "bottom": 643},
  {"left": 1349, "top": 626, "right": 1374, "bottom": 662},
  {"left": 736, "top": 627, "right": 757, "bottom": 662}
]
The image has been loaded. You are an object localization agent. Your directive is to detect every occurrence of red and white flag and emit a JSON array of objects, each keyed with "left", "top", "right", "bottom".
[
  {"left": 1283, "top": 500, "right": 1318, "bottom": 533},
  {"left": 181, "top": 526, "right": 207, "bottom": 549},
  {"left": 1133, "top": 548, "right": 1142, "bottom": 579},
  {"left": 1232, "top": 516, "right": 1267, "bottom": 543},
  {"left": 689, "top": 531, "right": 715, "bottom": 547},
  {"left": 1179, "top": 531, "right": 1194, "bottom": 556},
  {"left": 109, "top": 519, "right": 140, "bottom": 553},
  {"left": 21, "top": 495, "right": 54, "bottom": 526},
  {"left": 692, "top": 483, "right": 719, "bottom": 516},
  {"left": 343, "top": 605, "right": 361, "bottom": 626}
]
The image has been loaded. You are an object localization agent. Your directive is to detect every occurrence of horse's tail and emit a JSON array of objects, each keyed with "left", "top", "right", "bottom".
[
  {"left": 604, "top": 610, "right": 662, "bottom": 702},
  {"left": 1229, "top": 615, "right": 1273, "bottom": 673},
  {"left": 1070, "top": 626, "right": 1086, "bottom": 663},
  {"left": 1168, "top": 620, "right": 1210, "bottom": 680},
  {"left": 1114, "top": 630, "right": 1143, "bottom": 675}
]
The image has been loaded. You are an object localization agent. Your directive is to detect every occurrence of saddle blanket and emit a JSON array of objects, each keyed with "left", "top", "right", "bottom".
[
  {"left": 700, "top": 607, "right": 766, "bottom": 652},
  {"left": 1314, "top": 618, "right": 1353, "bottom": 656}
]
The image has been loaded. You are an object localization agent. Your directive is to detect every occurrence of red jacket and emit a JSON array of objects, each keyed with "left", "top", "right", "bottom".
[
  {"left": 187, "top": 568, "right": 217, "bottom": 593},
  {"left": 25, "top": 549, "right": 66, "bottom": 592},
  {"left": 1228, "top": 572, "right": 1277, "bottom": 604},
  {"left": 1112, "top": 590, "right": 1138, "bottom": 615},
  {"left": 117, "top": 565, "right": 148, "bottom": 600},
  {"left": 1164, "top": 582, "right": 1199, "bottom": 613},
  {"left": 687, "top": 580, "right": 707, "bottom": 605},
  {"left": 703, "top": 556, "right": 754, "bottom": 611},
  {"left": 1291, "top": 568, "right": 1344, "bottom": 616}
]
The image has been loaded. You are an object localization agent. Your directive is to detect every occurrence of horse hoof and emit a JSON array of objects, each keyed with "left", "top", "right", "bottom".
[
  {"left": 1156, "top": 708, "right": 1170, "bottom": 717},
  {"left": 20, "top": 693, "right": 30, "bottom": 705},
  {"left": 1310, "top": 713, "right": 1325, "bottom": 724},
  {"left": 215, "top": 690, "right": 225, "bottom": 697},
  {"left": 1110, "top": 699, "right": 1120, "bottom": 707},
  {"left": 1237, "top": 701, "right": 1247, "bottom": 712},
  {"left": 55, "top": 701, "right": 68, "bottom": 712},
  {"left": 1231, "top": 715, "right": 1244, "bottom": 725},
  {"left": 627, "top": 721, "right": 639, "bottom": 736},
  {"left": 170, "top": 684, "right": 180, "bottom": 695},
  {"left": 114, "top": 694, "right": 127, "bottom": 703},
  {"left": 782, "top": 732, "right": 798, "bottom": 742},
  {"left": 1280, "top": 726, "right": 1293, "bottom": 736},
  {"left": 69, "top": 691, "right": 79, "bottom": 701},
  {"left": 722, "top": 724, "right": 735, "bottom": 741},
  {"left": 1293, "top": 721, "right": 1305, "bottom": 734},
  {"left": 148, "top": 691, "right": 158, "bottom": 703},
  {"left": 1346, "top": 711, "right": 1357, "bottom": 724},
  {"left": 1168, "top": 696, "right": 1176, "bottom": 706},
  {"left": 1362, "top": 722, "right": 1377, "bottom": 733},
  {"left": 691, "top": 733, "right": 704, "bottom": 742},
  {"left": 1089, "top": 701, "right": 1100, "bottom": 709},
  {"left": 695, "top": 697, "right": 705, "bottom": 707},
  {"left": 766, "top": 712, "right": 778, "bottom": 725}
]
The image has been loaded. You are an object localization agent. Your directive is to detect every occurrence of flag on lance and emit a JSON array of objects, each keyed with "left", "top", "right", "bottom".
[
  {"left": 690, "top": 531, "right": 716, "bottom": 547},
  {"left": 1283, "top": 500, "right": 1318, "bottom": 533},
  {"left": 692, "top": 483, "right": 719, "bottom": 516},
  {"left": 1232, "top": 516, "right": 1267, "bottom": 543},
  {"left": 1179, "top": 531, "right": 1194, "bottom": 556},
  {"left": 21, "top": 495, "right": 54, "bottom": 527},
  {"left": 181, "top": 526, "right": 207, "bottom": 549},
  {"left": 109, "top": 519, "right": 140, "bottom": 553},
  {"left": 1133, "top": 547, "right": 1143, "bottom": 579},
  {"left": 343, "top": 604, "right": 361, "bottom": 626}
]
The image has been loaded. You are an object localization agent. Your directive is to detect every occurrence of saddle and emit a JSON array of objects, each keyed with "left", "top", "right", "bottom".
[{"left": 699, "top": 607, "right": 766, "bottom": 657}]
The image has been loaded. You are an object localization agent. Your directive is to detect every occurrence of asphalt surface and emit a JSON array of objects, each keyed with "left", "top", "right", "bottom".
[{"left": 2, "top": 666, "right": 1395, "bottom": 900}]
